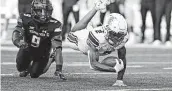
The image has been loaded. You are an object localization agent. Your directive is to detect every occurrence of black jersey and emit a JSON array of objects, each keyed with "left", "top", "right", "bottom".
[{"left": 14, "top": 13, "right": 62, "bottom": 56}]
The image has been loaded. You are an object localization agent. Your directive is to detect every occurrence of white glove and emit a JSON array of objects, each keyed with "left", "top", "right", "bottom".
[
  {"left": 114, "top": 59, "right": 124, "bottom": 73},
  {"left": 112, "top": 80, "right": 127, "bottom": 86},
  {"left": 94, "top": 0, "right": 110, "bottom": 11}
]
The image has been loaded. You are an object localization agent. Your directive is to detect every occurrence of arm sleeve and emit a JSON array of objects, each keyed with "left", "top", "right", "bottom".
[
  {"left": 12, "top": 17, "right": 25, "bottom": 48},
  {"left": 51, "top": 29, "right": 62, "bottom": 49},
  {"left": 87, "top": 49, "right": 116, "bottom": 72}
]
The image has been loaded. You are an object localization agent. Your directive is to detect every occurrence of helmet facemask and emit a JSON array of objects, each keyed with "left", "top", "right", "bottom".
[
  {"left": 31, "top": 0, "right": 53, "bottom": 23},
  {"left": 105, "top": 28, "right": 126, "bottom": 46}
]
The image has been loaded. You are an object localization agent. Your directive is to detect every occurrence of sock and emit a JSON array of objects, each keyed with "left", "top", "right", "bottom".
[{"left": 56, "top": 65, "right": 62, "bottom": 72}]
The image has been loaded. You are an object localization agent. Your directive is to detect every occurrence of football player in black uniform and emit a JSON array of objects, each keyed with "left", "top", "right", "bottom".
[{"left": 12, "top": 0, "right": 66, "bottom": 80}]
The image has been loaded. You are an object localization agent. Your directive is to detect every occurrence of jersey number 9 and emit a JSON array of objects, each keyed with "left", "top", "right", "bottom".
[{"left": 31, "top": 35, "right": 41, "bottom": 47}]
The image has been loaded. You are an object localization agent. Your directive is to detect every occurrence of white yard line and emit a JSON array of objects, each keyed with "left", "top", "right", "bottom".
[
  {"left": 0, "top": 47, "right": 79, "bottom": 52},
  {"left": 1, "top": 43, "right": 172, "bottom": 52},
  {"left": 1, "top": 72, "right": 172, "bottom": 76},
  {"left": 109, "top": 88, "right": 172, "bottom": 91},
  {"left": 0, "top": 62, "right": 143, "bottom": 68},
  {"left": 1, "top": 62, "right": 172, "bottom": 65},
  {"left": 163, "top": 67, "right": 172, "bottom": 70}
]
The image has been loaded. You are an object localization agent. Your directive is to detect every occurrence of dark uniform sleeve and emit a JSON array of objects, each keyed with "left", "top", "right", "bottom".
[
  {"left": 12, "top": 16, "right": 25, "bottom": 48},
  {"left": 50, "top": 20, "right": 62, "bottom": 49}
]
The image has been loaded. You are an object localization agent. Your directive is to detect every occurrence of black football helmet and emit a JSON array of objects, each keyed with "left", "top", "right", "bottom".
[{"left": 31, "top": 0, "right": 53, "bottom": 23}]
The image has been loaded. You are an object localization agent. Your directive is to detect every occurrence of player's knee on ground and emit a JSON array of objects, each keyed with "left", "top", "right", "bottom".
[
  {"left": 16, "top": 63, "right": 28, "bottom": 72},
  {"left": 30, "top": 72, "right": 41, "bottom": 78}
]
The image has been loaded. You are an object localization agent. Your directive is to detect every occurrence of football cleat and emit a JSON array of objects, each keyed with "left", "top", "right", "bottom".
[
  {"left": 19, "top": 70, "right": 29, "bottom": 77},
  {"left": 112, "top": 80, "right": 127, "bottom": 86},
  {"left": 114, "top": 59, "right": 124, "bottom": 73},
  {"left": 54, "top": 71, "right": 67, "bottom": 80}
]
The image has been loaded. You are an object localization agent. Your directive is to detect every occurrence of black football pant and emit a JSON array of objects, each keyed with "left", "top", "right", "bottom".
[
  {"left": 154, "top": 0, "right": 172, "bottom": 41},
  {"left": 62, "top": 2, "right": 79, "bottom": 40},
  {"left": 16, "top": 48, "right": 49, "bottom": 78},
  {"left": 140, "top": 0, "right": 156, "bottom": 42}
]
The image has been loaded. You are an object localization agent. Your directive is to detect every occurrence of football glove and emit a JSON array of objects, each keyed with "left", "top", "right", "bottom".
[
  {"left": 114, "top": 59, "right": 124, "bottom": 73},
  {"left": 19, "top": 70, "right": 29, "bottom": 77},
  {"left": 112, "top": 80, "right": 127, "bottom": 86},
  {"left": 95, "top": 0, "right": 110, "bottom": 11},
  {"left": 18, "top": 41, "right": 29, "bottom": 49},
  {"left": 14, "top": 39, "right": 28, "bottom": 49}
]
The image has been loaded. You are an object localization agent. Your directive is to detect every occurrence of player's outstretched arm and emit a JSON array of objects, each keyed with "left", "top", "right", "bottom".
[
  {"left": 44, "top": 33, "right": 67, "bottom": 80},
  {"left": 88, "top": 49, "right": 118, "bottom": 72},
  {"left": 71, "top": 7, "right": 98, "bottom": 32},
  {"left": 71, "top": 0, "right": 109, "bottom": 32},
  {"left": 113, "top": 46, "right": 127, "bottom": 86},
  {"left": 117, "top": 46, "right": 126, "bottom": 80}
]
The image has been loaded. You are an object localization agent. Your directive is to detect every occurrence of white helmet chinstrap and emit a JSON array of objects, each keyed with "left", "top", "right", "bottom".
[{"left": 103, "top": 13, "right": 128, "bottom": 46}]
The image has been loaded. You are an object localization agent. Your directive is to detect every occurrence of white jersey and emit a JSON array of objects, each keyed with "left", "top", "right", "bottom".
[{"left": 66, "top": 26, "right": 129, "bottom": 55}]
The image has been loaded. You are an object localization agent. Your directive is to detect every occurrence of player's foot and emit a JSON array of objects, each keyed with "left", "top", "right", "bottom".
[
  {"left": 54, "top": 71, "right": 67, "bottom": 80},
  {"left": 152, "top": 40, "right": 162, "bottom": 45},
  {"left": 19, "top": 70, "right": 29, "bottom": 77},
  {"left": 165, "top": 41, "right": 172, "bottom": 46},
  {"left": 112, "top": 80, "right": 127, "bottom": 87}
]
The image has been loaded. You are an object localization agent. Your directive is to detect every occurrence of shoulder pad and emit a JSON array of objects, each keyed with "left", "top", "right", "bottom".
[
  {"left": 49, "top": 18, "right": 62, "bottom": 28},
  {"left": 20, "top": 13, "right": 32, "bottom": 25},
  {"left": 49, "top": 18, "right": 61, "bottom": 24},
  {"left": 23, "top": 13, "right": 31, "bottom": 18}
]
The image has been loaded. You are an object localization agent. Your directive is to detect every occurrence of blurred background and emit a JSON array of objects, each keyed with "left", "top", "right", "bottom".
[{"left": 0, "top": 0, "right": 172, "bottom": 46}]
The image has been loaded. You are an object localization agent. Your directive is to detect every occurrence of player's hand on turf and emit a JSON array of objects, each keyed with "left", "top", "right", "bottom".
[
  {"left": 114, "top": 59, "right": 124, "bottom": 73},
  {"left": 54, "top": 71, "right": 67, "bottom": 80},
  {"left": 95, "top": 0, "right": 110, "bottom": 11},
  {"left": 112, "top": 80, "right": 127, "bottom": 86}
]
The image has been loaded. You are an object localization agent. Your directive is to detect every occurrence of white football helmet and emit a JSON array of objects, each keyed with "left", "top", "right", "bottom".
[{"left": 103, "top": 13, "right": 128, "bottom": 47}]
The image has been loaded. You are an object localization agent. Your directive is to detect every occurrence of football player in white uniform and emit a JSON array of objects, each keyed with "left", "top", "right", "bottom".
[
  {"left": 66, "top": 0, "right": 128, "bottom": 86},
  {"left": 64, "top": 0, "right": 129, "bottom": 86}
]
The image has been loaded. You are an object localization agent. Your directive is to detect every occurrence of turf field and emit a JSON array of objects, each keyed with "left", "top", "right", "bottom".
[{"left": 1, "top": 44, "right": 172, "bottom": 91}]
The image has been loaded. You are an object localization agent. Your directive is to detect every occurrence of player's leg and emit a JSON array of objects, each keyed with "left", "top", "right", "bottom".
[
  {"left": 109, "top": 1, "right": 120, "bottom": 14},
  {"left": 29, "top": 57, "right": 49, "bottom": 78},
  {"left": 149, "top": 1, "right": 156, "bottom": 41},
  {"left": 29, "top": 45, "right": 52, "bottom": 78},
  {"left": 100, "top": 12, "right": 106, "bottom": 25},
  {"left": 140, "top": 3, "right": 148, "bottom": 43},
  {"left": 154, "top": 0, "right": 165, "bottom": 42},
  {"left": 62, "top": 3, "right": 72, "bottom": 40},
  {"left": 53, "top": 47, "right": 67, "bottom": 80},
  {"left": 16, "top": 48, "right": 32, "bottom": 77},
  {"left": 164, "top": 0, "right": 172, "bottom": 43},
  {"left": 24, "top": 4, "right": 32, "bottom": 14},
  {"left": 72, "top": 6, "right": 80, "bottom": 23}
]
